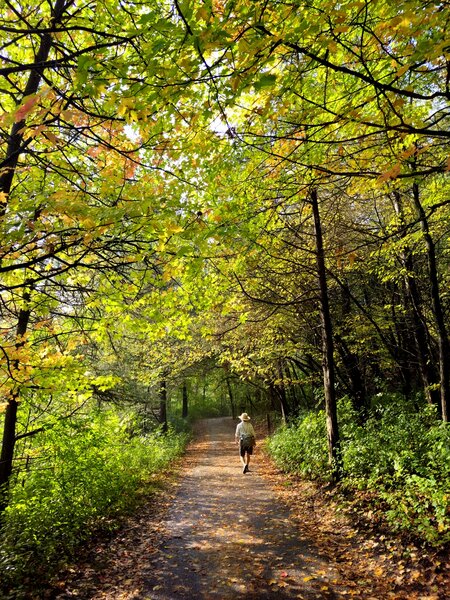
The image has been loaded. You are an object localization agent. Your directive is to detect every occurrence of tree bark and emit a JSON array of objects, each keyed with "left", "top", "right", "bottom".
[
  {"left": 182, "top": 381, "right": 188, "bottom": 419},
  {"left": 334, "top": 333, "right": 367, "bottom": 415},
  {"left": 310, "top": 188, "right": 341, "bottom": 480},
  {"left": 411, "top": 182, "right": 449, "bottom": 421},
  {"left": 0, "top": 299, "right": 31, "bottom": 511},
  {"left": 226, "top": 377, "right": 236, "bottom": 419},
  {"left": 159, "top": 377, "right": 168, "bottom": 433},
  {"left": 276, "top": 362, "right": 290, "bottom": 421},
  {"left": 268, "top": 382, "right": 287, "bottom": 424},
  {"left": 335, "top": 282, "right": 367, "bottom": 415}
]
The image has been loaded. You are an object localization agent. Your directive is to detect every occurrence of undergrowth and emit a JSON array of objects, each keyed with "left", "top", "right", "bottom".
[
  {"left": 0, "top": 409, "right": 189, "bottom": 594},
  {"left": 266, "top": 396, "right": 450, "bottom": 546}
]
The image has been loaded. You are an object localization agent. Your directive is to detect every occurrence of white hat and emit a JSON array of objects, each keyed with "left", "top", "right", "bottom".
[{"left": 238, "top": 413, "right": 251, "bottom": 421}]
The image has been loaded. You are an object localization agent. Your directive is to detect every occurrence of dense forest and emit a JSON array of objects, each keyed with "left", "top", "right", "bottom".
[{"left": 0, "top": 0, "right": 449, "bottom": 591}]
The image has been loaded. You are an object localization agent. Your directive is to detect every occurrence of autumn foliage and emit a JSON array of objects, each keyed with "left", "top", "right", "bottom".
[{"left": 0, "top": 0, "right": 449, "bottom": 592}]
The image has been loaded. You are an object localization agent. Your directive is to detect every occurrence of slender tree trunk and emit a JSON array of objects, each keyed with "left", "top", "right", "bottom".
[
  {"left": 226, "top": 377, "right": 236, "bottom": 419},
  {"left": 311, "top": 188, "right": 341, "bottom": 479},
  {"left": 0, "top": 300, "right": 31, "bottom": 511},
  {"left": 284, "top": 362, "right": 299, "bottom": 410},
  {"left": 276, "top": 362, "right": 290, "bottom": 420},
  {"left": 390, "top": 286, "right": 415, "bottom": 396},
  {"left": 159, "top": 377, "right": 168, "bottom": 433},
  {"left": 392, "top": 191, "right": 439, "bottom": 406},
  {"left": 269, "top": 382, "right": 287, "bottom": 424},
  {"left": 411, "top": 182, "right": 449, "bottom": 421},
  {"left": 182, "top": 381, "right": 188, "bottom": 418},
  {"left": 336, "top": 282, "right": 367, "bottom": 414},
  {"left": 404, "top": 267, "right": 438, "bottom": 405},
  {"left": 334, "top": 333, "right": 366, "bottom": 415}
]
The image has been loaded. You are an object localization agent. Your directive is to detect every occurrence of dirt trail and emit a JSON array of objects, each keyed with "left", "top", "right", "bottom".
[
  {"left": 139, "top": 417, "right": 342, "bottom": 599},
  {"left": 54, "top": 417, "right": 350, "bottom": 599}
]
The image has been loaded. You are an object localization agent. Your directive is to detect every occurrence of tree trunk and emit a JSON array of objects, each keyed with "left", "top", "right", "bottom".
[
  {"left": 411, "top": 182, "right": 449, "bottom": 421},
  {"left": 226, "top": 377, "right": 236, "bottom": 419},
  {"left": 276, "top": 362, "right": 290, "bottom": 420},
  {"left": 269, "top": 382, "right": 287, "bottom": 424},
  {"left": 0, "top": 301, "right": 31, "bottom": 511},
  {"left": 159, "top": 377, "right": 168, "bottom": 433},
  {"left": 182, "top": 381, "right": 188, "bottom": 419},
  {"left": 335, "top": 282, "right": 367, "bottom": 414},
  {"left": 284, "top": 361, "right": 299, "bottom": 410},
  {"left": 392, "top": 191, "right": 439, "bottom": 406},
  {"left": 334, "top": 333, "right": 367, "bottom": 415},
  {"left": 311, "top": 188, "right": 341, "bottom": 480}
]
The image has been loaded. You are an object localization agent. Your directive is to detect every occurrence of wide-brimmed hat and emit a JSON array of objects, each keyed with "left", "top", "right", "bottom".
[{"left": 238, "top": 412, "right": 251, "bottom": 421}]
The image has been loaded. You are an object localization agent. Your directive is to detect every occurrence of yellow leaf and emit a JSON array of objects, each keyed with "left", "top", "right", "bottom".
[
  {"left": 334, "top": 25, "right": 349, "bottom": 33},
  {"left": 45, "top": 131, "right": 59, "bottom": 144},
  {"left": 396, "top": 64, "right": 409, "bottom": 77},
  {"left": 196, "top": 6, "right": 209, "bottom": 21},
  {"left": 167, "top": 223, "right": 183, "bottom": 234}
]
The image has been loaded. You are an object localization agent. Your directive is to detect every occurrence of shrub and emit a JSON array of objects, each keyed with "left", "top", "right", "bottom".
[
  {"left": 266, "top": 396, "right": 450, "bottom": 545},
  {"left": 0, "top": 409, "right": 189, "bottom": 589},
  {"left": 266, "top": 410, "right": 329, "bottom": 479}
]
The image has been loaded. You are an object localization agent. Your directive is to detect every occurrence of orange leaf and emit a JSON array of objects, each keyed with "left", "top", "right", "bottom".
[{"left": 15, "top": 95, "right": 38, "bottom": 122}]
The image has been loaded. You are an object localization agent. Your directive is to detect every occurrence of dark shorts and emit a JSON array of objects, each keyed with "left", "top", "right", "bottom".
[{"left": 239, "top": 443, "right": 253, "bottom": 457}]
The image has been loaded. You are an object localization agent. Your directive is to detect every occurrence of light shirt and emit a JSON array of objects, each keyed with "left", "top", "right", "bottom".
[{"left": 235, "top": 421, "right": 255, "bottom": 439}]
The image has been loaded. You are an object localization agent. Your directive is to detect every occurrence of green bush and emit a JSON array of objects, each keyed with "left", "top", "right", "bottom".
[
  {"left": 266, "top": 410, "right": 329, "bottom": 479},
  {"left": 0, "top": 409, "right": 189, "bottom": 588},
  {"left": 266, "top": 396, "right": 450, "bottom": 545}
]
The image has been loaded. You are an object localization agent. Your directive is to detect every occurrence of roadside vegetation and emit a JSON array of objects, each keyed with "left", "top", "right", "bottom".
[
  {"left": 267, "top": 396, "right": 450, "bottom": 546},
  {"left": 0, "top": 405, "right": 189, "bottom": 593}
]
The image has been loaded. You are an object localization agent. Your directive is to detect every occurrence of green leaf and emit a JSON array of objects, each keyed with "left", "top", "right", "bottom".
[{"left": 254, "top": 73, "right": 277, "bottom": 90}]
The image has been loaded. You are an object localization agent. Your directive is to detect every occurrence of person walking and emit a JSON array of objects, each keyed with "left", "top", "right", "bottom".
[{"left": 235, "top": 413, "right": 256, "bottom": 474}]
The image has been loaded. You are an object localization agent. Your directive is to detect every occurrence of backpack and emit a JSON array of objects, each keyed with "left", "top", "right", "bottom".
[{"left": 240, "top": 432, "right": 256, "bottom": 447}]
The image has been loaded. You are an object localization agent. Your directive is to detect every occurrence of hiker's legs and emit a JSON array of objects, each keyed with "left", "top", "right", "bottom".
[
  {"left": 244, "top": 448, "right": 253, "bottom": 472},
  {"left": 239, "top": 445, "right": 253, "bottom": 472},
  {"left": 239, "top": 444, "right": 246, "bottom": 467}
]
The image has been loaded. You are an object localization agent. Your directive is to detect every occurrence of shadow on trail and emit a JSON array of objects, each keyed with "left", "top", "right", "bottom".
[{"left": 134, "top": 418, "right": 340, "bottom": 600}]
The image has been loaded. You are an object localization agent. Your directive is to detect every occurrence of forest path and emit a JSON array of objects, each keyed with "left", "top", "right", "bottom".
[
  {"left": 135, "top": 416, "right": 342, "bottom": 600},
  {"left": 53, "top": 417, "right": 447, "bottom": 600}
]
